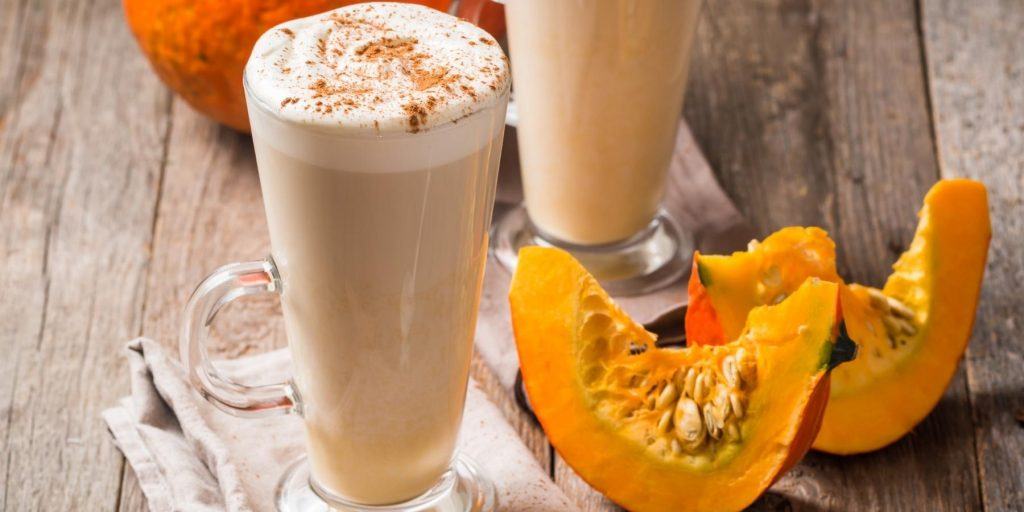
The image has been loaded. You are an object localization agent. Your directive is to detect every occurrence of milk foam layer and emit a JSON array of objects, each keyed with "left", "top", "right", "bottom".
[{"left": 245, "top": 2, "right": 509, "bottom": 135}]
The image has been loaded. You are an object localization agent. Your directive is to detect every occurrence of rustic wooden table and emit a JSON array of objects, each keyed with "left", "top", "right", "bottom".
[{"left": 1, "top": 0, "right": 1021, "bottom": 510}]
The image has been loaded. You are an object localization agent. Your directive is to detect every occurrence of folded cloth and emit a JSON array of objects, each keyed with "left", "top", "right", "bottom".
[
  {"left": 103, "top": 338, "right": 576, "bottom": 512},
  {"left": 478, "top": 121, "right": 754, "bottom": 389}
]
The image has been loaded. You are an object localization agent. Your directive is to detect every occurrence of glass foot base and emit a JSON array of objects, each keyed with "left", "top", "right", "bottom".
[
  {"left": 492, "top": 205, "right": 692, "bottom": 296},
  {"left": 276, "top": 454, "right": 496, "bottom": 512}
]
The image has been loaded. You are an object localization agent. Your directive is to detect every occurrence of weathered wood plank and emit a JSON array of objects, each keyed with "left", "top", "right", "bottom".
[
  {"left": 0, "top": 0, "right": 1009, "bottom": 509},
  {"left": 922, "top": 1, "right": 1024, "bottom": 510},
  {"left": 548, "top": 0, "right": 979, "bottom": 509},
  {"left": 553, "top": 461, "right": 618, "bottom": 511},
  {"left": 0, "top": 0, "right": 170, "bottom": 510},
  {"left": 138, "top": 100, "right": 285, "bottom": 357},
  {"left": 117, "top": 465, "right": 150, "bottom": 512}
]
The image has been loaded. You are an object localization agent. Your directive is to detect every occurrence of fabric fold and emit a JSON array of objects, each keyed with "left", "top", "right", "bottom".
[{"left": 104, "top": 338, "right": 575, "bottom": 512}]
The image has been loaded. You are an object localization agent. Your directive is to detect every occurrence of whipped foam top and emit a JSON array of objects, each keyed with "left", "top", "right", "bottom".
[{"left": 245, "top": 2, "right": 509, "bottom": 135}]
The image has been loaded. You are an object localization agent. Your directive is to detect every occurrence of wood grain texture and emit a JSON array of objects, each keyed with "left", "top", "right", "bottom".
[
  {"left": 1, "top": 0, "right": 1020, "bottom": 510},
  {"left": 117, "top": 465, "right": 150, "bottom": 512},
  {"left": 139, "top": 99, "right": 285, "bottom": 357},
  {"left": 553, "top": 460, "right": 620, "bottom": 511},
  {"left": 922, "top": 1, "right": 1024, "bottom": 510},
  {"left": 0, "top": 0, "right": 170, "bottom": 510}
]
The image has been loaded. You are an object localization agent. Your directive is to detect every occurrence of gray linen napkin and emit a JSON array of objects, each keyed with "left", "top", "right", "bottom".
[
  {"left": 477, "top": 121, "right": 754, "bottom": 388},
  {"left": 103, "top": 338, "right": 576, "bottom": 512}
]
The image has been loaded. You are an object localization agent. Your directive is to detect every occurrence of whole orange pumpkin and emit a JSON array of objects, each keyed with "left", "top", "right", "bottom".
[{"left": 124, "top": 0, "right": 453, "bottom": 132}]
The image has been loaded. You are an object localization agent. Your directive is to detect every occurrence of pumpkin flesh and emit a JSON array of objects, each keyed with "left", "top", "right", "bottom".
[
  {"left": 818, "top": 180, "right": 990, "bottom": 453},
  {"left": 511, "top": 247, "right": 841, "bottom": 511},
  {"left": 686, "top": 179, "right": 991, "bottom": 454}
]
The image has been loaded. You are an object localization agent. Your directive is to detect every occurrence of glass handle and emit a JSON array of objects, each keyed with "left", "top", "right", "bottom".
[
  {"left": 179, "top": 257, "right": 299, "bottom": 418},
  {"left": 504, "top": 97, "right": 518, "bottom": 127}
]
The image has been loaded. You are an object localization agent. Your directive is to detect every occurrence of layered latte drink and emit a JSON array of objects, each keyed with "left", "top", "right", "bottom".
[
  {"left": 506, "top": 0, "right": 701, "bottom": 245},
  {"left": 495, "top": 0, "right": 702, "bottom": 294},
  {"left": 241, "top": 3, "right": 509, "bottom": 506}
]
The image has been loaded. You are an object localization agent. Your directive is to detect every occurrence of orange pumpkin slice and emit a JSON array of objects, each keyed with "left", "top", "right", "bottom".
[
  {"left": 687, "top": 179, "right": 991, "bottom": 454},
  {"left": 510, "top": 247, "right": 844, "bottom": 512}
]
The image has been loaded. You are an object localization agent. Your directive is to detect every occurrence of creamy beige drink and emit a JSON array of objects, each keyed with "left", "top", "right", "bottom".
[
  {"left": 505, "top": 0, "right": 701, "bottom": 245},
  {"left": 244, "top": 3, "right": 508, "bottom": 505}
]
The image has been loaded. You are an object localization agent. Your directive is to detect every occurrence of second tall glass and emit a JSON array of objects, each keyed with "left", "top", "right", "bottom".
[{"left": 493, "top": 0, "right": 702, "bottom": 295}]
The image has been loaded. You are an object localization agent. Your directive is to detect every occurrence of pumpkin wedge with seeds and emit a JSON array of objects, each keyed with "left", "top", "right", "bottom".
[
  {"left": 686, "top": 179, "right": 991, "bottom": 454},
  {"left": 510, "top": 246, "right": 848, "bottom": 512}
]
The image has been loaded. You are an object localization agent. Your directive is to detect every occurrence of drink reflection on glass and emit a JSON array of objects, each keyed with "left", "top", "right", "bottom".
[
  {"left": 492, "top": 0, "right": 703, "bottom": 295},
  {"left": 179, "top": 4, "right": 509, "bottom": 511}
]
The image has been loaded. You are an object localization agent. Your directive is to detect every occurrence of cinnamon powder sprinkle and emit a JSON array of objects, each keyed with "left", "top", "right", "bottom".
[
  {"left": 414, "top": 67, "right": 454, "bottom": 91},
  {"left": 256, "top": 4, "right": 509, "bottom": 133},
  {"left": 356, "top": 37, "right": 418, "bottom": 59},
  {"left": 459, "top": 84, "right": 478, "bottom": 101},
  {"left": 403, "top": 102, "right": 430, "bottom": 133}
]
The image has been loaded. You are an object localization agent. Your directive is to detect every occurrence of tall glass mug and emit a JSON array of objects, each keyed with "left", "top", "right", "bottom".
[
  {"left": 492, "top": 0, "right": 703, "bottom": 295},
  {"left": 179, "top": 4, "right": 509, "bottom": 511}
]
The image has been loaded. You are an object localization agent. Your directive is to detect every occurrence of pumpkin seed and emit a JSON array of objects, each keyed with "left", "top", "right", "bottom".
[
  {"left": 886, "top": 296, "right": 915, "bottom": 320},
  {"left": 882, "top": 315, "right": 917, "bottom": 338},
  {"left": 722, "top": 356, "right": 741, "bottom": 389},
  {"left": 735, "top": 347, "right": 757, "bottom": 384},
  {"left": 703, "top": 368, "right": 717, "bottom": 389},
  {"left": 704, "top": 403, "right": 723, "bottom": 440},
  {"left": 671, "top": 369, "right": 684, "bottom": 389},
  {"left": 674, "top": 398, "right": 706, "bottom": 447},
  {"left": 656, "top": 382, "right": 679, "bottom": 410},
  {"left": 657, "top": 409, "right": 672, "bottom": 433},
  {"left": 866, "top": 287, "right": 890, "bottom": 311},
  {"left": 693, "top": 373, "right": 708, "bottom": 404},
  {"left": 730, "top": 391, "right": 745, "bottom": 419},
  {"left": 683, "top": 368, "right": 697, "bottom": 398},
  {"left": 714, "top": 386, "right": 732, "bottom": 420}
]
